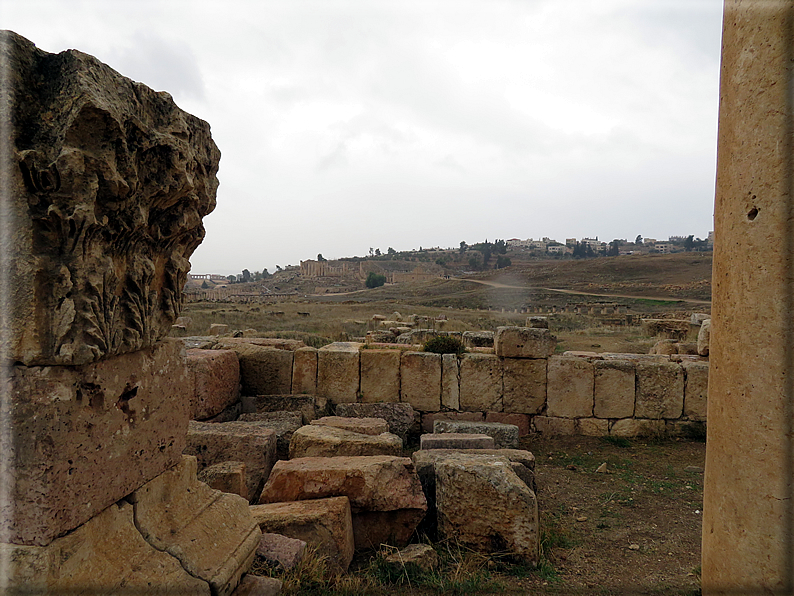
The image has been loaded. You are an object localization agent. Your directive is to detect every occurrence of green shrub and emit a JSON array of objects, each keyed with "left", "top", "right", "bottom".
[
  {"left": 365, "top": 272, "right": 387, "bottom": 288},
  {"left": 424, "top": 335, "right": 465, "bottom": 355}
]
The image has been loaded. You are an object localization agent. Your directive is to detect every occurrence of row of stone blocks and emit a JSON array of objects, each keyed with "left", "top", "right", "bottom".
[{"left": 188, "top": 340, "right": 708, "bottom": 430}]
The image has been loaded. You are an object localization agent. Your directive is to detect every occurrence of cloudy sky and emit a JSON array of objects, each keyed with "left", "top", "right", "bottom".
[{"left": 6, "top": 0, "right": 723, "bottom": 275}]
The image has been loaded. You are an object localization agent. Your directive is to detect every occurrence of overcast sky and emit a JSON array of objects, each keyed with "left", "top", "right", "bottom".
[{"left": 5, "top": 0, "right": 723, "bottom": 275}]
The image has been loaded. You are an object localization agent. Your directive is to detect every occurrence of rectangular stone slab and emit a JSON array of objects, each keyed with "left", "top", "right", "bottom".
[{"left": 2, "top": 339, "right": 190, "bottom": 546}]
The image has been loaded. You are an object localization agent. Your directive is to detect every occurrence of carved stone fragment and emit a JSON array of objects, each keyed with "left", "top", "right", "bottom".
[{"left": 2, "top": 31, "right": 220, "bottom": 365}]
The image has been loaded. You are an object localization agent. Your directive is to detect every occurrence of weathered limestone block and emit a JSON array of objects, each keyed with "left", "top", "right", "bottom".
[
  {"left": 546, "top": 357, "right": 594, "bottom": 418},
  {"left": 310, "top": 416, "right": 389, "bottom": 435},
  {"left": 682, "top": 360, "right": 708, "bottom": 420},
  {"left": 335, "top": 402, "right": 416, "bottom": 443},
  {"left": 577, "top": 418, "right": 609, "bottom": 436},
  {"left": 459, "top": 353, "right": 503, "bottom": 412},
  {"left": 485, "top": 412, "right": 530, "bottom": 436},
  {"left": 131, "top": 456, "right": 261, "bottom": 596},
  {"left": 1, "top": 500, "right": 210, "bottom": 594},
  {"left": 211, "top": 324, "right": 230, "bottom": 336},
  {"left": 317, "top": 343, "right": 361, "bottom": 403},
  {"left": 289, "top": 425, "right": 402, "bottom": 458},
  {"left": 291, "top": 347, "right": 318, "bottom": 395},
  {"left": 462, "top": 331, "right": 494, "bottom": 348},
  {"left": 383, "top": 544, "right": 440, "bottom": 573},
  {"left": 697, "top": 318, "right": 711, "bottom": 356},
  {"left": 241, "top": 394, "right": 329, "bottom": 424},
  {"left": 3, "top": 339, "right": 190, "bottom": 546},
  {"left": 433, "top": 420, "right": 519, "bottom": 449},
  {"left": 217, "top": 337, "right": 306, "bottom": 351},
  {"left": 502, "top": 358, "right": 546, "bottom": 414},
  {"left": 526, "top": 316, "right": 548, "bottom": 328},
  {"left": 3, "top": 31, "right": 219, "bottom": 366},
  {"left": 185, "top": 421, "right": 278, "bottom": 503},
  {"left": 635, "top": 362, "right": 684, "bottom": 419},
  {"left": 400, "top": 351, "right": 442, "bottom": 411},
  {"left": 533, "top": 416, "right": 576, "bottom": 435},
  {"left": 216, "top": 342, "right": 293, "bottom": 396},
  {"left": 187, "top": 348, "right": 241, "bottom": 420},
  {"left": 420, "top": 433, "right": 495, "bottom": 450},
  {"left": 249, "top": 497, "right": 354, "bottom": 572},
  {"left": 256, "top": 532, "right": 307, "bottom": 570},
  {"left": 435, "top": 454, "right": 539, "bottom": 564},
  {"left": 258, "top": 456, "right": 427, "bottom": 549},
  {"left": 238, "top": 411, "right": 303, "bottom": 460},
  {"left": 610, "top": 418, "right": 665, "bottom": 438},
  {"left": 421, "top": 411, "right": 483, "bottom": 433},
  {"left": 441, "top": 353, "right": 461, "bottom": 410},
  {"left": 593, "top": 359, "right": 635, "bottom": 419},
  {"left": 360, "top": 349, "right": 401, "bottom": 403},
  {"left": 494, "top": 326, "right": 556, "bottom": 358},
  {"left": 198, "top": 460, "right": 248, "bottom": 500},
  {"left": 412, "top": 449, "right": 536, "bottom": 538}
]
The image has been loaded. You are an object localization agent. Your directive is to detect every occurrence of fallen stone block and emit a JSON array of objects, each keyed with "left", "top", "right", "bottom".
[
  {"left": 241, "top": 394, "right": 329, "bottom": 424},
  {"left": 546, "top": 357, "right": 594, "bottom": 418},
  {"left": 202, "top": 401, "right": 243, "bottom": 423},
  {"left": 291, "top": 347, "right": 318, "bottom": 395},
  {"left": 289, "top": 425, "right": 402, "bottom": 458},
  {"left": 502, "top": 358, "right": 546, "bottom": 414},
  {"left": 459, "top": 354, "right": 503, "bottom": 411},
  {"left": 494, "top": 326, "right": 556, "bottom": 358},
  {"left": 131, "top": 456, "right": 262, "bottom": 596},
  {"left": 258, "top": 456, "right": 427, "bottom": 549},
  {"left": 401, "top": 352, "right": 442, "bottom": 412},
  {"left": 317, "top": 342, "right": 362, "bottom": 404},
  {"left": 256, "top": 533, "right": 307, "bottom": 570},
  {"left": 421, "top": 411, "right": 483, "bottom": 433},
  {"left": 238, "top": 411, "right": 303, "bottom": 460},
  {"left": 217, "top": 338, "right": 306, "bottom": 351},
  {"left": 310, "top": 416, "right": 389, "bottom": 435},
  {"left": 198, "top": 461, "right": 248, "bottom": 500},
  {"left": 577, "top": 418, "right": 610, "bottom": 436},
  {"left": 211, "top": 323, "right": 230, "bottom": 335},
  {"left": 187, "top": 348, "right": 241, "bottom": 420},
  {"left": 593, "top": 360, "right": 635, "bottom": 419},
  {"left": 360, "top": 349, "right": 401, "bottom": 403},
  {"left": 185, "top": 421, "right": 277, "bottom": 503},
  {"left": 335, "top": 402, "right": 417, "bottom": 443},
  {"left": 4, "top": 339, "right": 191, "bottom": 546},
  {"left": 0, "top": 500, "right": 209, "bottom": 594},
  {"left": 412, "top": 449, "right": 536, "bottom": 538},
  {"left": 697, "top": 319, "right": 711, "bottom": 356},
  {"left": 231, "top": 575, "right": 283, "bottom": 596},
  {"left": 216, "top": 343, "right": 294, "bottom": 396},
  {"left": 462, "top": 331, "right": 495, "bottom": 348},
  {"left": 635, "top": 361, "right": 684, "bottom": 419},
  {"left": 436, "top": 453, "right": 539, "bottom": 564},
  {"left": 250, "top": 497, "right": 354, "bottom": 573},
  {"left": 420, "top": 433, "right": 495, "bottom": 450},
  {"left": 433, "top": 420, "right": 519, "bottom": 449}
]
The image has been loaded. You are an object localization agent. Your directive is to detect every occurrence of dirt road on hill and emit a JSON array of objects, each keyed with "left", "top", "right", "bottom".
[{"left": 461, "top": 278, "right": 712, "bottom": 305}]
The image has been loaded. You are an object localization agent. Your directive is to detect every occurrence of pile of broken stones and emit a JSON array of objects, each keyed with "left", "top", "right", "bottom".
[{"left": 184, "top": 344, "right": 540, "bottom": 588}]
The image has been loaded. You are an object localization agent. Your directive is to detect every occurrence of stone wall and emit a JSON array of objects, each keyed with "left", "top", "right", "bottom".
[{"left": 234, "top": 327, "right": 708, "bottom": 438}]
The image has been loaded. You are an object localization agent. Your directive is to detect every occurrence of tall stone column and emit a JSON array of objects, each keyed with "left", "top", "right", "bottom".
[{"left": 703, "top": 1, "right": 794, "bottom": 593}]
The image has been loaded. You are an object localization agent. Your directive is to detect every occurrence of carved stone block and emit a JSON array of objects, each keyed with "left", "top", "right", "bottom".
[{"left": 2, "top": 31, "right": 220, "bottom": 366}]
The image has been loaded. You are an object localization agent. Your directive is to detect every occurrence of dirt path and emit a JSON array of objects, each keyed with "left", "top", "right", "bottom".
[{"left": 461, "top": 277, "right": 712, "bottom": 305}]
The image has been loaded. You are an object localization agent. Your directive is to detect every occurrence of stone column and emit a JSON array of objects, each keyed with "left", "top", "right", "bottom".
[{"left": 703, "top": 1, "right": 794, "bottom": 593}]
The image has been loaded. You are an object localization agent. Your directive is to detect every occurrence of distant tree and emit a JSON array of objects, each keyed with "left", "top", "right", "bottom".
[
  {"left": 684, "top": 235, "right": 695, "bottom": 251},
  {"left": 317, "top": 253, "right": 326, "bottom": 262},
  {"left": 201, "top": 280, "right": 210, "bottom": 289},
  {"left": 369, "top": 247, "right": 374, "bottom": 257},
  {"left": 495, "top": 255, "right": 512, "bottom": 269},
  {"left": 227, "top": 274, "right": 236, "bottom": 283},
  {"left": 242, "top": 269, "right": 251, "bottom": 282},
  {"left": 459, "top": 241, "right": 468, "bottom": 254},
  {"left": 635, "top": 235, "right": 643, "bottom": 245},
  {"left": 468, "top": 252, "right": 484, "bottom": 270},
  {"left": 607, "top": 240, "right": 620, "bottom": 257},
  {"left": 276, "top": 265, "right": 283, "bottom": 271},
  {"left": 375, "top": 248, "right": 381, "bottom": 256},
  {"left": 261, "top": 268, "right": 270, "bottom": 278},
  {"left": 493, "top": 239, "right": 507, "bottom": 255},
  {"left": 365, "top": 272, "right": 386, "bottom": 288},
  {"left": 387, "top": 247, "right": 396, "bottom": 255}
]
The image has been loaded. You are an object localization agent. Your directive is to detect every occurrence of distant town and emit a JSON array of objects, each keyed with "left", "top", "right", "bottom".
[{"left": 186, "top": 233, "right": 713, "bottom": 300}]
